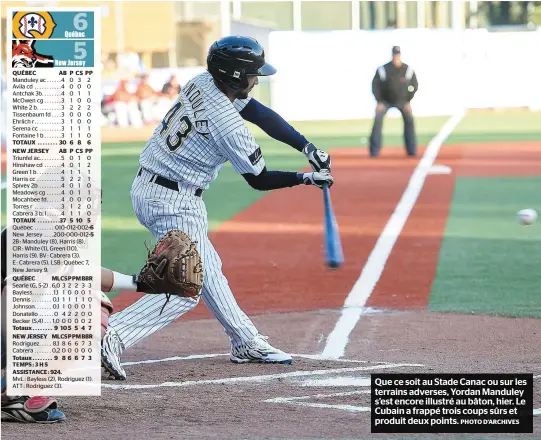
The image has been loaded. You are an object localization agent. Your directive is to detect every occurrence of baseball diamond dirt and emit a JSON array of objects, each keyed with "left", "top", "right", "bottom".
[{"left": 2, "top": 138, "right": 540, "bottom": 439}]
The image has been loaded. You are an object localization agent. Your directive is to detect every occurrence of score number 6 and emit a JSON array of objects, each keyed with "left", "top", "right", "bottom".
[{"left": 73, "top": 13, "right": 88, "bottom": 60}]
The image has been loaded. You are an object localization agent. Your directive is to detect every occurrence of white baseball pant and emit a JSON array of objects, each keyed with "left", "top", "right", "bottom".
[{"left": 108, "top": 168, "right": 259, "bottom": 349}]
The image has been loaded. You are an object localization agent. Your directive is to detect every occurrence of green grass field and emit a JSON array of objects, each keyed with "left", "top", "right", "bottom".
[
  {"left": 429, "top": 176, "right": 541, "bottom": 318},
  {"left": 426, "top": 110, "right": 541, "bottom": 318},
  {"left": 2, "top": 109, "right": 540, "bottom": 312}
]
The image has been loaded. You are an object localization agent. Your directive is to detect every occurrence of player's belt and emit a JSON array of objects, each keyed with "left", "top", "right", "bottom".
[{"left": 138, "top": 168, "right": 204, "bottom": 197}]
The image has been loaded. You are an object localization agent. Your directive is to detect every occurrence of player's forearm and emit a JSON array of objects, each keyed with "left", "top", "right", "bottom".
[
  {"left": 101, "top": 267, "right": 138, "bottom": 292},
  {"left": 240, "top": 99, "right": 308, "bottom": 152},
  {"left": 243, "top": 168, "right": 303, "bottom": 191}
]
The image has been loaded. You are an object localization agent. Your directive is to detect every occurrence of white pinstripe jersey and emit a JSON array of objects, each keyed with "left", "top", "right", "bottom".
[{"left": 138, "top": 71, "right": 264, "bottom": 189}]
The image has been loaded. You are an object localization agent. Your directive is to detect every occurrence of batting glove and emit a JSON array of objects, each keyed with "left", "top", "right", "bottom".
[
  {"left": 303, "top": 142, "right": 331, "bottom": 173},
  {"left": 302, "top": 170, "right": 334, "bottom": 189}
]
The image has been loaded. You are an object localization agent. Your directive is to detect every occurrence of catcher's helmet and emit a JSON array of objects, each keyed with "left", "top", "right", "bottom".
[{"left": 207, "top": 36, "right": 276, "bottom": 90}]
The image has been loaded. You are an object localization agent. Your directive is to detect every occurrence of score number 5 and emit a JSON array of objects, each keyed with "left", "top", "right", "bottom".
[{"left": 73, "top": 13, "right": 89, "bottom": 60}]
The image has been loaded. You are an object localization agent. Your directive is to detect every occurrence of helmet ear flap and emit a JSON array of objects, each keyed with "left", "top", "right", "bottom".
[{"left": 208, "top": 60, "right": 248, "bottom": 90}]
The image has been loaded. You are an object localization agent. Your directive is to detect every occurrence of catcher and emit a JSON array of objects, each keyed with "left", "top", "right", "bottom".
[
  {"left": 1, "top": 227, "right": 201, "bottom": 422},
  {"left": 101, "top": 230, "right": 203, "bottom": 378}
]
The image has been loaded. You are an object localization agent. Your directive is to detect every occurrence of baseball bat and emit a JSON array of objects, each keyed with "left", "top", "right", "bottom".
[{"left": 323, "top": 184, "right": 344, "bottom": 269}]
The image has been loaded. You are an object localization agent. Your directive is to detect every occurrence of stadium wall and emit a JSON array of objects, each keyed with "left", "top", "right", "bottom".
[{"left": 267, "top": 28, "right": 541, "bottom": 121}]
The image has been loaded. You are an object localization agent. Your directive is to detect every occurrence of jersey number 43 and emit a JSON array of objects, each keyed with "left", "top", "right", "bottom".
[{"left": 160, "top": 100, "right": 193, "bottom": 153}]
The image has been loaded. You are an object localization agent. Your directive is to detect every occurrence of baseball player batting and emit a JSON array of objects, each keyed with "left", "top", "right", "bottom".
[{"left": 101, "top": 36, "right": 334, "bottom": 380}]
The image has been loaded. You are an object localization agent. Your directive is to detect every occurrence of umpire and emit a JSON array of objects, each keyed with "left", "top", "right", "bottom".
[{"left": 369, "top": 46, "right": 418, "bottom": 157}]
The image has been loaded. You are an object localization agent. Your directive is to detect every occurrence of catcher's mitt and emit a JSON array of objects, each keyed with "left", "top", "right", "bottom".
[{"left": 136, "top": 230, "right": 203, "bottom": 312}]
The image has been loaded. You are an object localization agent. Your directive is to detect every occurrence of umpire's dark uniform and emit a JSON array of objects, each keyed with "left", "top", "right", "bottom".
[{"left": 369, "top": 46, "right": 418, "bottom": 157}]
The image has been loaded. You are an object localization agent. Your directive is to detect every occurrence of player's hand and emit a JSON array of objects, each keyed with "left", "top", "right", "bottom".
[
  {"left": 302, "top": 170, "right": 334, "bottom": 189},
  {"left": 303, "top": 142, "right": 331, "bottom": 173},
  {"left": 403, "top": 102, "right": 412, "bottom": 114}
]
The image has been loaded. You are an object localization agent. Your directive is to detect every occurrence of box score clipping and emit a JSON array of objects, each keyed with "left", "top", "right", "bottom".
[
  {"left": 6, "top": 7, "right": 102, "bottom": 396},
  {"left": 371, "top": 374, "right": 534, "bottom": 434}
]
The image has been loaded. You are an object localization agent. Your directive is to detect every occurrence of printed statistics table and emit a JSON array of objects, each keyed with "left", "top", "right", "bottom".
[{"left": 6, "top": 7, "right": 102, "bottom": 396}]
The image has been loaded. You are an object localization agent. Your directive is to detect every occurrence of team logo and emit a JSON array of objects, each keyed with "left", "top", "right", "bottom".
[
  {"left": 12, "top": 11, "right": 57, "bottom": 39},
  {"left": 12, "top": 39, "right": 54, "bottom": 68}
]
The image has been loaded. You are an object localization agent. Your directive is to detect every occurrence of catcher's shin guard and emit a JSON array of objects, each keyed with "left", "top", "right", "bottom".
[
  {"left": 1, "top": 396, "right": 66, "bottom": 423},
  {"left": 101, "top": 291, "right": 113, "bottom": 339}
]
